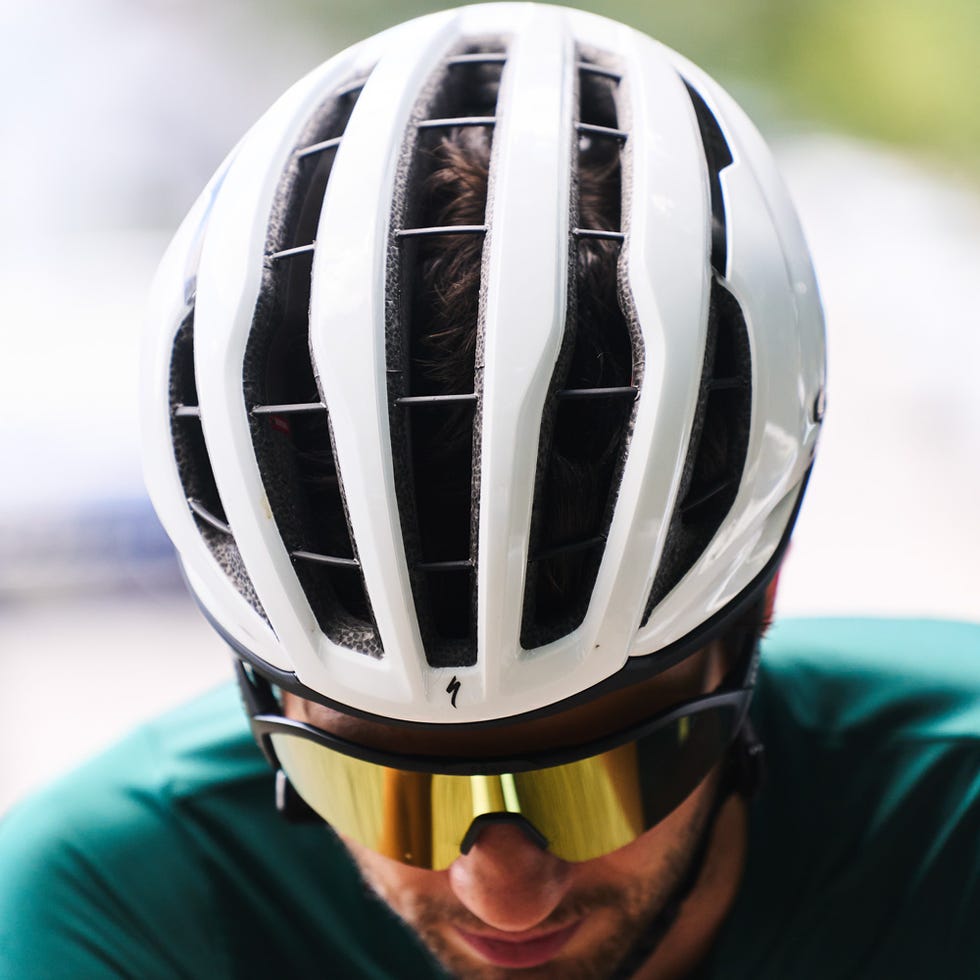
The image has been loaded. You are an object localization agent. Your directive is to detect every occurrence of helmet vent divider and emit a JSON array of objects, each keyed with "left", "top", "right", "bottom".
[
  {"left": 683, "top": 81, "right": 733, "bottom": 278},
  {"left": 519, "top": 50, "right": 638, "bottom": 651},
  {"left": 642, "top": 81, "right": 750, "bottom": 625},
  {"left": 244, "top": 76, "right": 384, "bottom": 657}
]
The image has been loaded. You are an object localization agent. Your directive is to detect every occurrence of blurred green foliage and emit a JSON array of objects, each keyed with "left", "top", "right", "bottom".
[{"left": 286, "top": 0, "right": 980, "bottom": 177}]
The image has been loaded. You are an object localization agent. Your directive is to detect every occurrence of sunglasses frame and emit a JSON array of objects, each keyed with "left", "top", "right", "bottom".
[{"left": 236, "top": 645, "right": 758, "bottom": 779}]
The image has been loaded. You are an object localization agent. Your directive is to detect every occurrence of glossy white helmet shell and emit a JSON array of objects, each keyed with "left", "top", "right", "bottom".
[{"left": 142, "top": 3, "right": 825, "bottom": 724}]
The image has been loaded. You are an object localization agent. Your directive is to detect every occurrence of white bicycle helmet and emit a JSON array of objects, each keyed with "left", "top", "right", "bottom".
[{"left": 142, "top": 3, "right": 825, "bottom": 726}]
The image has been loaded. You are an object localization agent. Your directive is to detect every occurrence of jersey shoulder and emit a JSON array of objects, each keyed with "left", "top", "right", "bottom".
[
  {"left": 719, "top": 618, "right": 980, "bottom": 979},
  {"left": 0, "top": 683, "right": 439, "bottom": 979},
  {"left": 0, "top": 684, "right": 263, "bottom": 978},
  {"left": 760, "top": 616, "right": 980, "bottom": 729}
]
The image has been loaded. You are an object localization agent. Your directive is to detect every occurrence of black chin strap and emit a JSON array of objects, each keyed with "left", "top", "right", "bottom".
[{"left": 610, "top": 721, "right": 765, "bottom": 980}]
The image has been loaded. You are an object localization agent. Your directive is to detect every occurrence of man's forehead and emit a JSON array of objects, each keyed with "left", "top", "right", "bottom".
[{"left": 283, "top": 643, "right": 721, "bottom": 760}]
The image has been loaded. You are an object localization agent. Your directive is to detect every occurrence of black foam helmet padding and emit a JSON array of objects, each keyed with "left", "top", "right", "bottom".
[
  {"left": 641, "top": 80, "right": 751, "bottom": 625},
  {"left": 386, "top": 41, "right": 506, "bottom": 668},
  {"left": 519, "top": 50, "right": 641, "bottom": 650},
  {"left": 242, "top": 75, "right": 384, "bottom": 657},
  {"left": 169, "top": 314, "right": 268, "bottom": 620}
]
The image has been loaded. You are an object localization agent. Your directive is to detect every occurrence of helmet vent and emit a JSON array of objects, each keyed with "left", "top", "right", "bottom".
[
  {"left": 520, "top": 51, "right": 639, "bottom": 650},
  {"left": 643, "top": 81, "right": 750, "bottom": 624},
  {"left": 243, "top": 76, "right": 383, "bottom": 657},
  {"left": 683, "top": 80, "right": 733, "bottom": 278},
  {"left": 387, "top": 41, "right": 506, "bottom": 668},
  {"left": 169, "top": 313, "right": 268, "bottom": 620}
]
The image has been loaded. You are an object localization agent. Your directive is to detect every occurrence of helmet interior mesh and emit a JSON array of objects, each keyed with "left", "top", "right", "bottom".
[
  {"left": 168, "top": 313, "right": 268, "bottom": 620},
  {"left": 387, "top": 40, "right": 507, "bottom": 669}
]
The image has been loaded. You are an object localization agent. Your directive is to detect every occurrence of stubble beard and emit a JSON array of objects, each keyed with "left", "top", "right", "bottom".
[
  {"left": 411, "top": 874, "right": 684, "bottom": 979},
  {"left": 358, "top": 797, "right": 715, "bottom": 980}
]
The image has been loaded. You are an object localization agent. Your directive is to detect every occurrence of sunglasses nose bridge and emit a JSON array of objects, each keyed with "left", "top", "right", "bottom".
[
  {"left": 456, "top": 772, "right": 550, "bottom": 858},
  {"left": 459, "top": 811, "right": 550, "bottom": 856}
]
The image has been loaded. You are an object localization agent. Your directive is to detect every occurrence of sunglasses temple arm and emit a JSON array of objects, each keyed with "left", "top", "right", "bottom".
[
  {"left": 232, "top": 659, "right": 285, "bottom": 771},
  {"left": 275, "top": 769, "right": 326, "bottom": 825},
  {"left": 233, "top": 658, "right": 281, "bottom": 714},
  {"left": 728, "top": 718, "right": 766, "bottom": 800}
]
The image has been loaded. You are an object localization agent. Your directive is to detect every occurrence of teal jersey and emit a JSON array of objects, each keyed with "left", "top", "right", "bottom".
[
  {"left": 706, "top": 618, "right": 980, "bottom": 978},
  {"left": 2, "top": 619, "right": 979, "bottom": 979}
]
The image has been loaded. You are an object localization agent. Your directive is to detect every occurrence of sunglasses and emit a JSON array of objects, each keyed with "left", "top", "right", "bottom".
[{"left": 237, "top": 650, "right": 756, "bottom": 870}]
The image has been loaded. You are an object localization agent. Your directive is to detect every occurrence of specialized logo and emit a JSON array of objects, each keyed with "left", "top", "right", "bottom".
[{"left": 446, "top": 675, "right": 461, "bottom": 709}]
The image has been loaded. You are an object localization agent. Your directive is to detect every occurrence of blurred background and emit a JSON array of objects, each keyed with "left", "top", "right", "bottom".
[{"left": 2, "top": 0, "right": 978, "bottom": 813}]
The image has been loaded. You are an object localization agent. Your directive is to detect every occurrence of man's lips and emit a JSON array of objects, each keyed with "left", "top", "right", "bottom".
[{"left": 454, "top": 921, "right": 582, "bottom": 969}]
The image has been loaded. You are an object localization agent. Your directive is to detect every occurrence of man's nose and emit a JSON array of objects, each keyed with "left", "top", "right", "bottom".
[{"left": 448, "top": 817, "right": 572, "bottom": 931}]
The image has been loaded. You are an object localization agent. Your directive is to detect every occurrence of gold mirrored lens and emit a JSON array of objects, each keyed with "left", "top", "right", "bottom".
[
  {"left": 269, "top": 704, "right": 733, "bottom": 869},
  {"left": 510, "top": 742, "right": 646, "bottom": 861}
]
